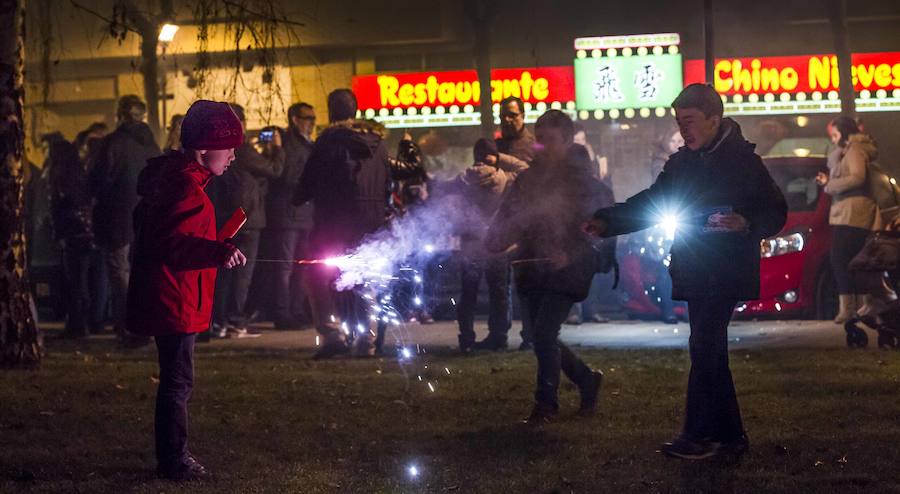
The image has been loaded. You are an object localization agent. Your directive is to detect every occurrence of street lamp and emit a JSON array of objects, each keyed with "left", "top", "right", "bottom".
[
  {"left": 158, "top": 23, "right": 178, "bottom": 142},
  {"left": 158, "top": 23, "right": 179, "bottom": 43}
]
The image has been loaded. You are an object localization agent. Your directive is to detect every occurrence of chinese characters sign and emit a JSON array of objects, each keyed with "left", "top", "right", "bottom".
[{"left": 575, "top": 54, "right": 683, "bottom": 111}]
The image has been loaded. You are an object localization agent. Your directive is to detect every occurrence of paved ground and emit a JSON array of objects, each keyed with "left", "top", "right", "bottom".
[
  {"left": 225, "top": 319, "right": 850, "bottom": 351},
  {"left": 39, "top": 318, "right": 855, "bottom": 351}
]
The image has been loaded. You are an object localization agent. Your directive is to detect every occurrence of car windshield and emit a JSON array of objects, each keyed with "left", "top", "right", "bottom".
[{"left": 766, "top": 162, "right": 823, "bottom": 212}]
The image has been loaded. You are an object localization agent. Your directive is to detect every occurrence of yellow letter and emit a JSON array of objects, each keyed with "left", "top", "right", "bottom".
[
  {"left": 377, "top": 76, "right": 400, "bottom": 107},
  {"left": 808, "top": 56, "right": 830, "bottom": 90},
  {"left": 456, "top": 82, "right": 473, "bottom": 104},
  {"left": 398, "top": 84, "right": 415, "bottom": 106},
  {"left": 875, "top": 64, "right": 892, "bottom": 87},
  {"left": 714, "top": 60, "right": 733, "bottom": 92},
  {"left": 780, "top": 68, "right": 799, "bottom": 91},
  {"left": 533, "top": 78, "right": 549, "bottom": 101}
]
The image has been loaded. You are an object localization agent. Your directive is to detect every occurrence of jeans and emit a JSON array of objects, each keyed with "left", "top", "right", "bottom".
[
  {"left": 88, "top": 248, "right": 108, "bottom": 332},
  {"left": 61, "top": 243, "right": 91, "bottom": 335},
  {"left": 457, "top": 257, "right": 511, "bottom": 342},
  {"left": 103, "top": 244, "right": 130, "bottom": 336},
  {"left": 230, "top": 230, "right": 261, "bottom": 322},
  {"left": 212, "top": 230, "right": 260, "bottom": 326},
  {"left": 154, "top": 333, "right": 196, "bottom": 466},
  {"left": 683, "top": 296, "right": 744, "bottom": 442},
  {"left": 525, "top": 291, "right": 592, "bottom": 410},
  {"left": 270, "top": 228, "right": 310, "bottom": 323}
]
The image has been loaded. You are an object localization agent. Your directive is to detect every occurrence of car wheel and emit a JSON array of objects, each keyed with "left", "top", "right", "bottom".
[{"left": 814, "top": 268, "right": 838, "bottom": 320}]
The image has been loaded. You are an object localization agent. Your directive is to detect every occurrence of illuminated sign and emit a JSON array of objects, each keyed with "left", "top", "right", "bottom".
[
  {"left": 684, "top": 52, "right": 900, "bottom": 115},
  {"left": 351, "top": 67, "right": 574, "bottom": 128},
  {"left": 575, "top": 52, "right": 683, "bottom": 111},
  {"left": 574, "top": 33, "right": 680, "bottom": 51}
]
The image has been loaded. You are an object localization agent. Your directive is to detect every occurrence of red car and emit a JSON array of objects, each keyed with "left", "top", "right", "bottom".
[{"left": 620, "top": 154, "right": 837, "bottom": 320}]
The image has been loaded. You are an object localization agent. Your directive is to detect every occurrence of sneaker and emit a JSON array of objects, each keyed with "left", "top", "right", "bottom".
[
  {"left": 472, "top": 334, "right": 508, "bottom": 351},
  {"left": 157, "top": 455, "right": 209, "bottom": 481},
  {"left": 518, "top": 340, "right": 534, "bottom": 352},
  {"left": 226, "top": 326, "right": 262, "bottom": 339},
  {"left": 211, "top": 323, "right": 229, "bottom": 338},
  {"left": 565, "top": 314, "right": 582, "bottom": 325},
  {"left": 577, "top": 370, "right": 604, "bottom": 416},
  {"left": 522, "top": 404, "right": 558, "bottom": 427},
  {"left": 589, "top": 314, "right": 610, "bottom": 324},
  {"left": 717, "top": 434, "right": 750, "bottom": 458},
  {"left": 458, "top": 334, "right": 476, "bottom": 354},
  {"left": 660, "top": 436, "right": 720, "bottom": 460}
]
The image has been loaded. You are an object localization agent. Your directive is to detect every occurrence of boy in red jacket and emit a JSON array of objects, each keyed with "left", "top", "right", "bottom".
[{"left": 128, "top": 100, "right": 246, "bottom": 481}]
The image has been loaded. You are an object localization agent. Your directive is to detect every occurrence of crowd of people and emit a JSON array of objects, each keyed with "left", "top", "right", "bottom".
[{"left": 35, "top": 80, "right": 900, "bottom": 478}]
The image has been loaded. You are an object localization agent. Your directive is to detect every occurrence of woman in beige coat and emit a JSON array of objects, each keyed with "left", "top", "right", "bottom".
[{"left": 816, "top": 116, "right": 881, "bottom": 323}]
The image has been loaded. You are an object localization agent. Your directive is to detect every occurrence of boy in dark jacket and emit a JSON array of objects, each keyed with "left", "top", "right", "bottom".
[
  {"left": 584, "top": 84, "right": 788, "bottom": 459},
  {"left": 294, "top": 89, "right": 424, "bottom": 359},
  {"left": 128, "top": 100, "right": 247, "bottom": 481},
  {"left": 485, "top": 110, "right": 606, "bottom": 424}
]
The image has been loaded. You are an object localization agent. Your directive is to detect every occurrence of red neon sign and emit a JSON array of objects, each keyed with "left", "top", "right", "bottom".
[
  {"left": 352, "top": 67, "right": 575, "bottom": 110},
  {"left": 685, "top": 52, "right": 900, "bottom": 95}
]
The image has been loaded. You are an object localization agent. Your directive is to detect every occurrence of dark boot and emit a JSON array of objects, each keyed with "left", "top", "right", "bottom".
[
  {"left": 458, "top": 333, "right": 475, "bottom": 353},
  {"left": 472, "top": 333, "right": 508, "bottom": 351},
  {"left": 313, "top": 332, "right": 349, "bottom": 360},
  {"left": 577, "top": 370, "right": 604, "bottom": 417}
]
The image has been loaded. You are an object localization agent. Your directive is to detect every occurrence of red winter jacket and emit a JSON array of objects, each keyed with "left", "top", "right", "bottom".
[{"left": 127, "top": 152, "right": 234, "bottom": 336}]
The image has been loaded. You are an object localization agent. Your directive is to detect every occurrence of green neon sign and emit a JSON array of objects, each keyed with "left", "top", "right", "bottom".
[{"left": 575, "top": 54, "right": 683, "bottom": 111}]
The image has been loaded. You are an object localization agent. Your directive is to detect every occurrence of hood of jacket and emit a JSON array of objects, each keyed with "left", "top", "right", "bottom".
[
  {"left": 138, "top": 151, "right": 213, "bottom": 205},
  {"left": 846, "top": 133, "right": 879, "bottom": 162},
  {"left": 318, "top": 118, "right": 386, "bottom": 161}
]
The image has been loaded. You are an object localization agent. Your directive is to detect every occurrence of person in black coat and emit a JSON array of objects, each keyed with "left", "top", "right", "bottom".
[
  {"left": 584, "top": 84, "right": 787, "bottom": 459},
  {"left": 294, "top": 89, "right": 424, "bottom": 359},
  {"left": 89, "top": 95, "right": 161, "bottom": 344},
  {"left": 266, "top": 103, "right": 316, "bottom": 328},
  {"left": 49, "top": 139, "right": 95, "bottom": 338},
  {"left": 485, "top": 110, "right": 607, "bottom": 424}
]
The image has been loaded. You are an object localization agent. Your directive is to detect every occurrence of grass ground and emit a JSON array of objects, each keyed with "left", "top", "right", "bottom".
[{"left": 1, "top": 337, "right": 899, "bottom": 493}]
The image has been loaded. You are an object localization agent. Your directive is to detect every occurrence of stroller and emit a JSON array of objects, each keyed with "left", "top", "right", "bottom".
[{"left": 844, "top": 230, "right": 900, "bottom": 349}]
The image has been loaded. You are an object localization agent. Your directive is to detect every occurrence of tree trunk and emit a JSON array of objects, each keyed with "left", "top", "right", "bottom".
[
  {"left": 703, "top": 0, "right": 715, "bottom": 84},
  {"left": 828, "top": 0, "right": 855, "bottom": 116},
  {"left": 139, "top": 27, "right": 162, "bottom": 140},
  {"left": 466, "top": 0, "right": 495, "bottom": 139},
  {"left": 0, "top": 0, "right": 41, "bottom": 369}
]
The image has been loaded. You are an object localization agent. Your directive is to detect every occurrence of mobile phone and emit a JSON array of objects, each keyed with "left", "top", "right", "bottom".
[{"left": 258, "top": 130, "right": 274, "bottom": 143}]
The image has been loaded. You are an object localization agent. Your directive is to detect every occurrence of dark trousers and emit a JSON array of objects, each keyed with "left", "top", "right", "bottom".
[
  {"left": 270, "top": 228, "right": 310, "bottom": 322},
  {"left": 213, "top": 230, "right": 261, "bottom": 326},
  {"left": 154, "top": 333, "right": 196, "bottom": 466},
  {"left": 457, "top": 257, "right": 511, "bottom": 342},
  {"left": 683, "top": 296, "right": 744, "bottom": 442},
  {"left": 830, "top": 225, "right": 872, "bottom": 294},
  {"left": 61, "top": 243, "right": 91, "bottom": 335},
  {"left": 88, "top": 248, "right": 108, "bottom": 332},
  {"left": 525, "top": 291, "right": 592, "bottom": 410},
  {"left": 103, "top": 244, "right": 130, "bottom": 336}
]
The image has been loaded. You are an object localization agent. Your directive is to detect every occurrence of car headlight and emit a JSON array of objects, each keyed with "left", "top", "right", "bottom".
[{"left": 761, "top": 232, "right": 805, "bottom": 258}]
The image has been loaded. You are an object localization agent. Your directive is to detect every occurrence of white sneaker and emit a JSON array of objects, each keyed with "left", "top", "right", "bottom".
[
  {"left": 227, "top": 326, "right": 262, "bottom": 339},
  {"left": 211, "top": 323, "right": 229, "bottom": 338}
]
